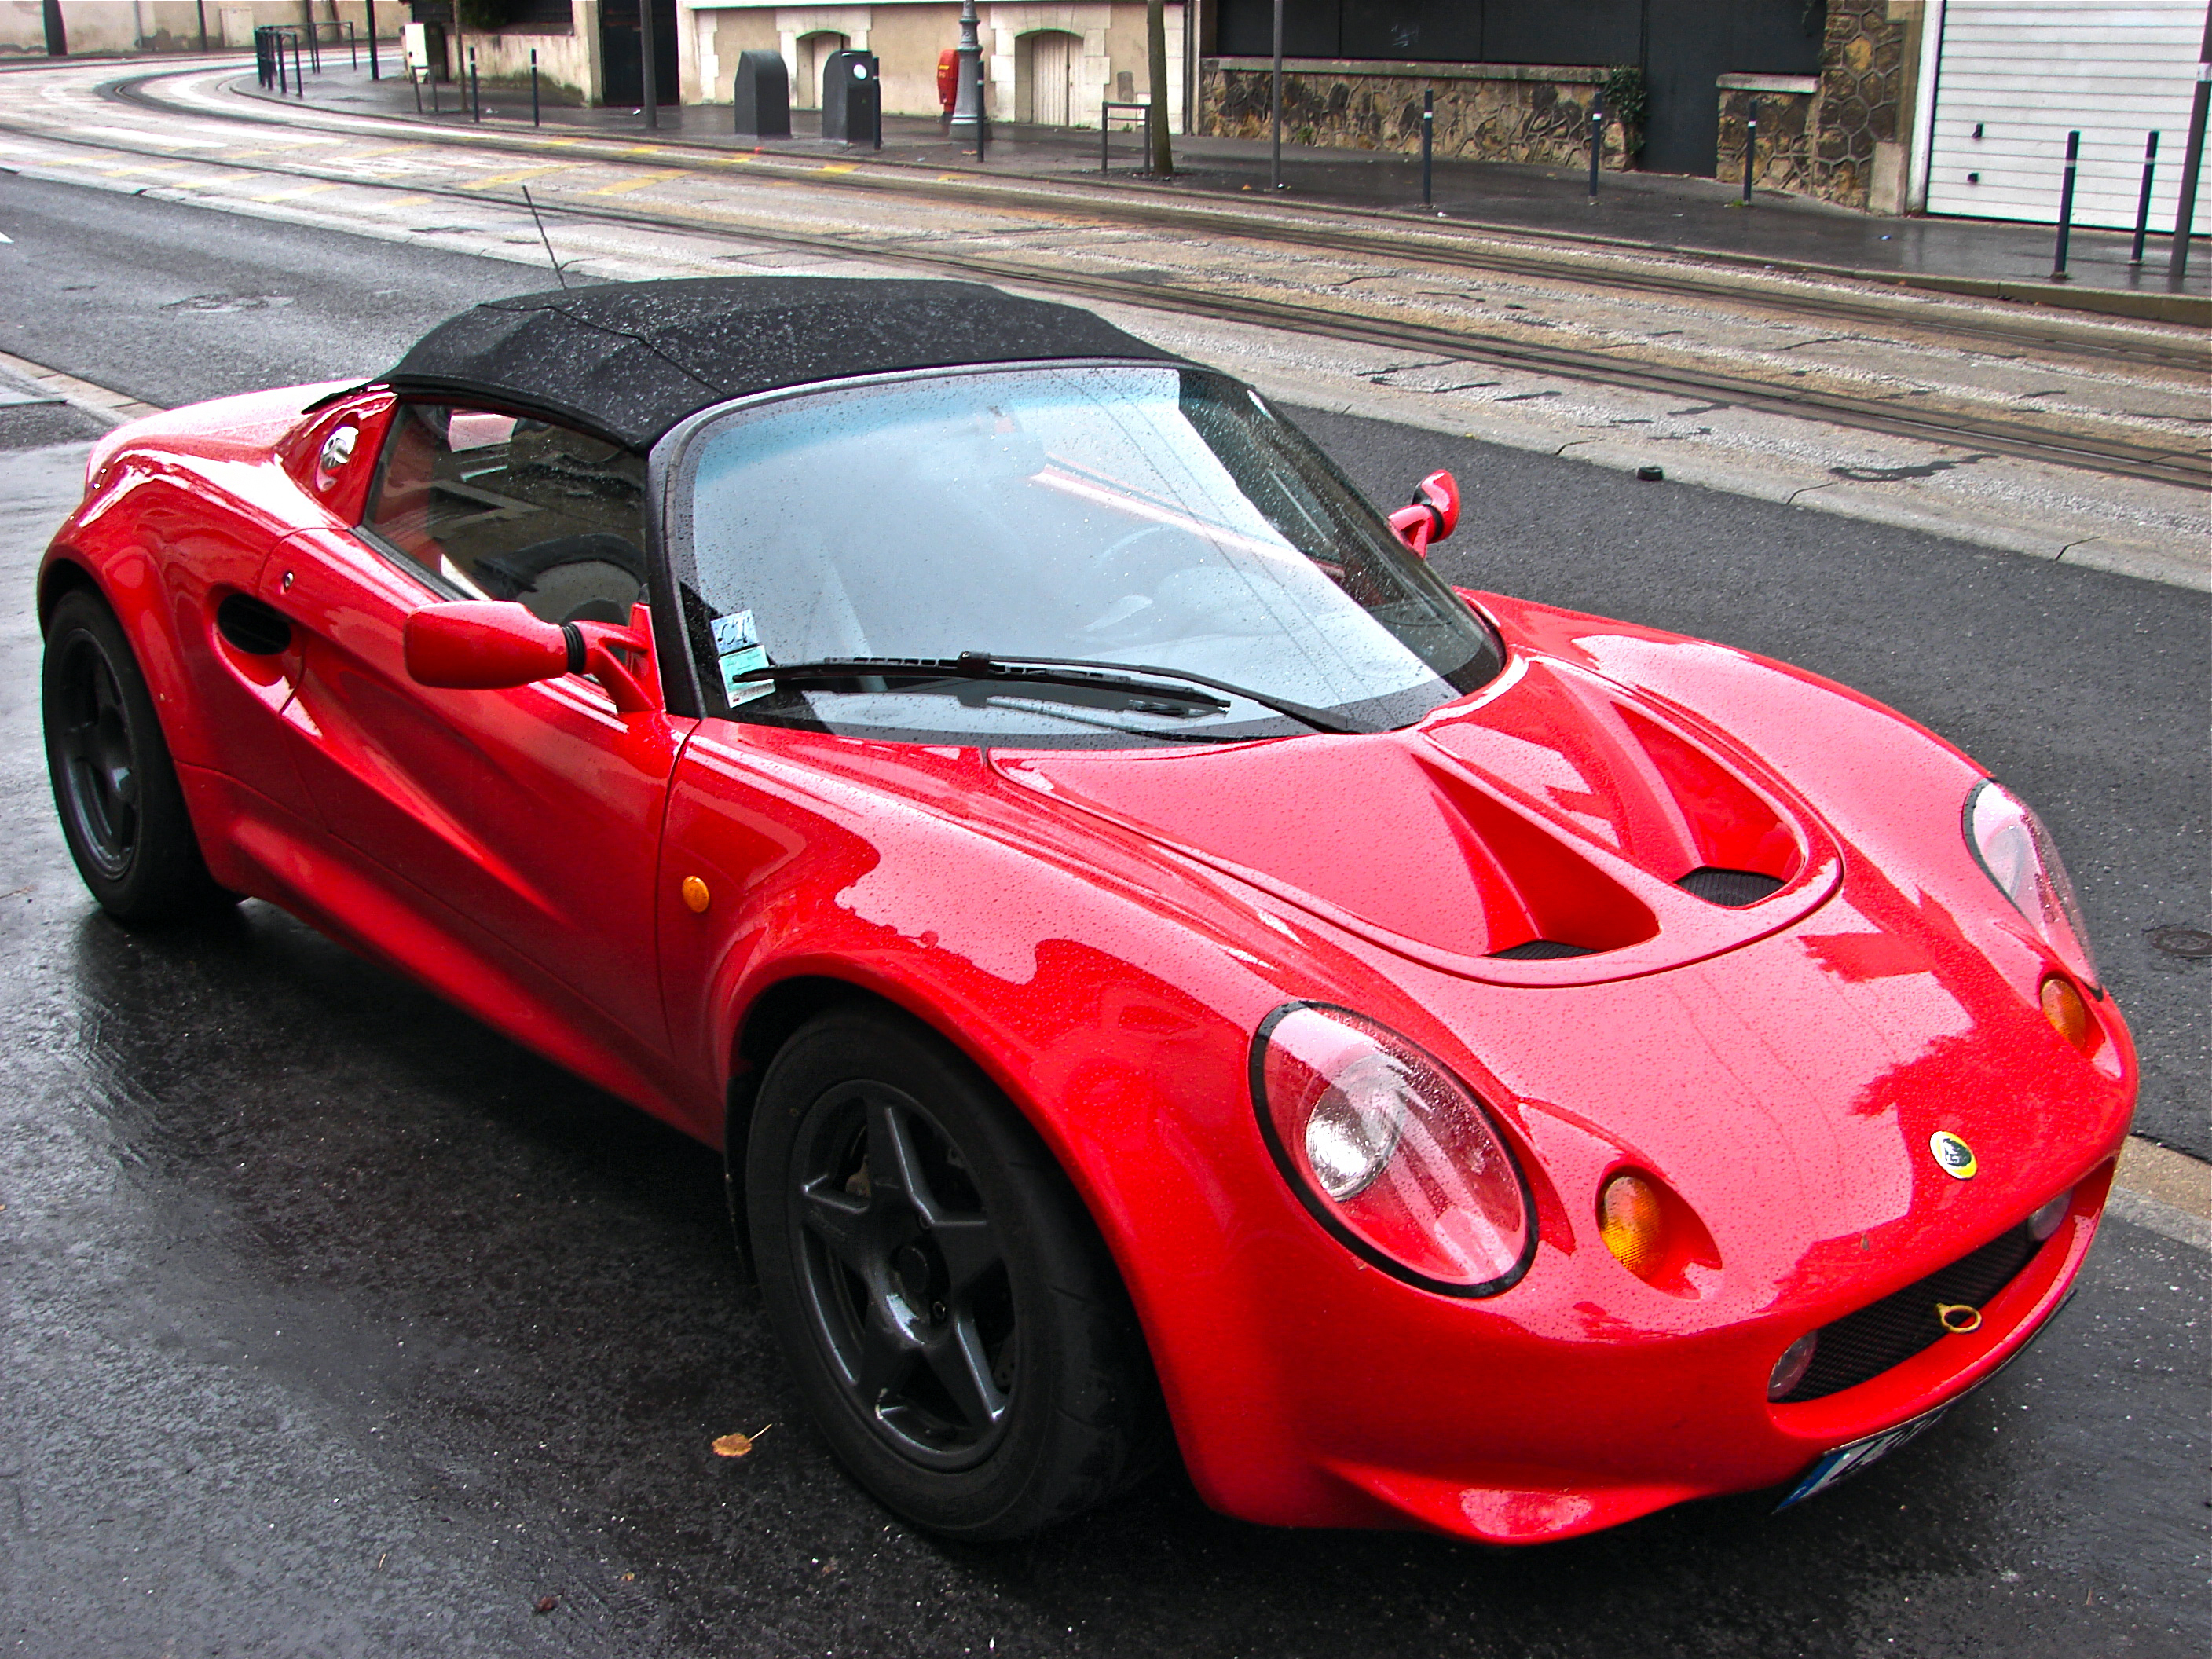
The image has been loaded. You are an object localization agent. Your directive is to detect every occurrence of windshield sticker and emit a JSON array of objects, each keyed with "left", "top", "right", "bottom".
[{"left": 711, "top": 610, "right": 773, "bottom": 706}]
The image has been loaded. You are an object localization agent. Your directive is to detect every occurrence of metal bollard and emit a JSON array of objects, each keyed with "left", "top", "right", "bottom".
[
  {"left": 411, "top": 65, "right": 422, "bottom": 115},
  {"left": 2170, "top": 58, "right": 2209, "bottom": 280},
  {"left": 470, "top": 49, "right": 481, "bottom": 122},
  {"left": 1743, "top": 112, "right": 1757, "bottom": 205},
  {"left": 1588, "top": 104, "right": 1603, "bottom": 200},
  {"left": 294, "top": 36, "right": 306, "bottom": 97},
  {"left": 368, "top": 0, "right": 379, "bottom": 81},
  {"left": 2131, "top": 131, "right": 2159, "bottom": 264},
  {"left": 2050, "top": 129, "right": 2079, "bottom": 280},
  {"left": 1421, "top": 89, "right": 1434, "bottom": 207},
  {"left": 531, "top": 50, "right": 540, "bottom": 126}
]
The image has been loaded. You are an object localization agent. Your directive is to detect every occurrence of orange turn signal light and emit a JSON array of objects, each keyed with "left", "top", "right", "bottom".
[
  {"left": 2040, "top": 975, "right": 2095, "bottom": 1053},
  {"left": 1599, "top": 1171, "right": 1668, "bottom": 1280}
]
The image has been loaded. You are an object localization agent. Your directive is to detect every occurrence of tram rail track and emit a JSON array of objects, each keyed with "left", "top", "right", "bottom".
[{"left": 3, "top": 82, "right": 2205, "bottom": 491}]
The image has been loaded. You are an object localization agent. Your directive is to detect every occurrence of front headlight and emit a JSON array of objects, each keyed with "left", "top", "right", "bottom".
[
  {"left": 1964, "top": 778, "right": 2099, "bottom": 989},
  {"left": 1252, "top": 1004, "right": 1534, "bottom": 1295}
]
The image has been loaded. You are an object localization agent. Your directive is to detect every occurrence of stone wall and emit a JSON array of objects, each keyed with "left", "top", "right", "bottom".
[
  {"left": 1805, "top": 0, "right": 1921, "bottom": 211},
  {"left": 1201, "top": 59, "right": 1632, "bottom": 170},
  {"left": 1717, "top": 77, "right": 1815, "bottom": 196}
]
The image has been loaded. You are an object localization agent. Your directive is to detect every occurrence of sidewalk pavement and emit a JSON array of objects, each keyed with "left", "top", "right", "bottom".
[{"left": 243, "top": 64, "right": 2209, "bottom": 321}]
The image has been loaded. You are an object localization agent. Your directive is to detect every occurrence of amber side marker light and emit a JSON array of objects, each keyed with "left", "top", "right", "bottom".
[
  {"left": 2040, "top": 975, "right": 2096, "bottom": 1053},
  {"left": 1599, "top": 1171, "right": 1668, "bottom": 1280}
]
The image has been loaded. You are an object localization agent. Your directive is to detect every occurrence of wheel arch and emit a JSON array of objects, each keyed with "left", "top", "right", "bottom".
[{"left": 37, "top": 551, "right": 104, "bottom": 631}]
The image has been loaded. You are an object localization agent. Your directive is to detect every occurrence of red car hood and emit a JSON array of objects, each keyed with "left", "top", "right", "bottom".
[{"left": 992, "top": 649, "right": 1842, "bottom": 985}]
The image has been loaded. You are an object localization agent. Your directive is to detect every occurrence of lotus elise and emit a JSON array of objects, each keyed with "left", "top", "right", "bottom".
[{"left": 38, "top": 278, "right": 2134, "bottom": 1543}]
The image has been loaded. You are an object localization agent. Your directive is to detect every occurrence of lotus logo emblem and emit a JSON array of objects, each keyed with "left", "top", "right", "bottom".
[{"left": 1929, "top": 1131, "right": 1977, "bottom": 1180}]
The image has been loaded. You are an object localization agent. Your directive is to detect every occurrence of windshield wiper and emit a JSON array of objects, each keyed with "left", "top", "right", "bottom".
[
  {"left": 731, "top": 653, "right": 1372, "bottom": 735},
  {"left": 728, "top": 654, "right": 1231, "bottom": 718},
  {"left": 970, "top": 654, "right": 1374, "bottom": 734}
]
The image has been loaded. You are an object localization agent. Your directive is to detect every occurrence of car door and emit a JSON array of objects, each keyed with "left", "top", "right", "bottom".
[{"left": 259, "top": 401, "right": 698, "bottom": 1111}]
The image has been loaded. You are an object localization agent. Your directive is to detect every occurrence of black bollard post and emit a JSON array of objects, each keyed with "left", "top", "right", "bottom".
[
  {"left": 2170, "top": 41, "right": 2209, "bottom": 280},
  {"left": 294, "top": 35, "right": 306, "bottom": 96},
  {"left": 1743, "top": 111, "right": 1757, "bottom": 204},
  {"left": 531, "top": 49, "right": 540, "bottom": 126},
  {"left": 367, "top": 0, "right": 378, "bottom": 81},
  {"left": 412, "top": 64, "right": 423, "bottom": 114},
  {"left": 470, "top": 48, "right": 481, "bottom": 122},
  {"left": 1421, "top": 89, "right": 1434, "bottom": 207},
  {"left": 2050, "top": 129, "right": 2079, "bottom": 280},
  {"left": 1588, "top": 103, "right": 1602, "bottom": 200},
  {"left": 2131, "top": 131, "right": 2159, "bottom": 263}
]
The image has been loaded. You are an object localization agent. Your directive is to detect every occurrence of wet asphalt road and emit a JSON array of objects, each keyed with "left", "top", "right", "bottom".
[{"left": 0, "top": 175, "right": 2205, "bottom": 1658}]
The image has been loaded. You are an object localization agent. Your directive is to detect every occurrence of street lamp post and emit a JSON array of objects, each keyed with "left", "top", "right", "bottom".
[
  {"left": 641, "top": 0, "right": 660, "bottom": 130},
  {"left": 951, "top": 0, "right": 987, "bottom": 158}
]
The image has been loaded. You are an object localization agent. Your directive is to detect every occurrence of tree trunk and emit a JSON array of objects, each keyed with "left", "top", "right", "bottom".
[{"left": 1147, "top": 0, "right": 1173, "bottom": 177}]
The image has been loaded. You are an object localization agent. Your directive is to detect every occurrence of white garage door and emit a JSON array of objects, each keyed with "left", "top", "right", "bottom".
[{"left": 1925, "top": 0, "right": 2210, "bottom": 229}]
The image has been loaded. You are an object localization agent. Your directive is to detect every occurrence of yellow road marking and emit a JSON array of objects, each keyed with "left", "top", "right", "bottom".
[
  {"left": 818, "top": 163, "right": 859, "bottom": 174},
  {"left": 251, "top": 181, "right": 342, "bottom": 203},
  {"left": 333, "top": 145, "right": 422, "bottom": 162},
  {"left": 373, "top": 194, "right": 436, "bottom": 211},
  {"left": 98, "top": 160, "right": 189, "bottom": 177},
  {"left": 467, "top": 165, "right": 571, "bottom": 189},
  {"left": 587, "top": 170, "right": 689, "bottom": 196}
]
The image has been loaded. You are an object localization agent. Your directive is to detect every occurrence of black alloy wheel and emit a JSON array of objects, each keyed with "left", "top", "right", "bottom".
[
  {"left": 50, "top": 628, "right": 138, "bottom": 881},
  {"left": 788, "top": 1081, "right": 1019, "bottom": 1467},
  {"left": 42, "top": 588, "right": 233, "bottom": 922},
  {"left": 747, "top": 1006, "right": 1163, "bottom": 1538}
]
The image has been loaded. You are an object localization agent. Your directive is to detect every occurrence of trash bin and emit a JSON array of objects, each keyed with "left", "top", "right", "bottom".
[
  {"left": 820, "top": 49, "right": 881, "bottom": 147},
  {"left": 732, "top": 49, "right": 790, "bottom": 139}
]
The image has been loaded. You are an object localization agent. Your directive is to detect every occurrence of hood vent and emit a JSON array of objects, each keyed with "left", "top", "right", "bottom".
[
  {"left": 1677, "top": 867, "right": 1785, "bottom": 907},
  {"left": 1489, "top": 939, "right": 1598, "bottom": 961}
]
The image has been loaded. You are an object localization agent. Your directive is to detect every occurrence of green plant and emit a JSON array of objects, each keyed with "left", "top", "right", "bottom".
[
  {"left": 1602, "top": 64, "right": 1647, "bottom": 149},
  {"left": 456, "top": 0, "right": 516, "bottom": 29}
]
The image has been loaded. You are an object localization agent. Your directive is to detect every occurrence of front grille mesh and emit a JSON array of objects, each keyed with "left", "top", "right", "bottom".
[{"left": 1781, "top": 1225, "right": 2043, "bottom": 1401}]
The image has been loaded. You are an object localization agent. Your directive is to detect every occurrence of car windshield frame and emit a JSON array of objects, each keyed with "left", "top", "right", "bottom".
[{"left": 654, "top": 359, "right": 1505, "bottom": 749}]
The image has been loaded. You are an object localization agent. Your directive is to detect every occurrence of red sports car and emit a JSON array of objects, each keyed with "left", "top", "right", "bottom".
[{"left": 38, "top": 278, "right": 2133, "bottom": 1544}]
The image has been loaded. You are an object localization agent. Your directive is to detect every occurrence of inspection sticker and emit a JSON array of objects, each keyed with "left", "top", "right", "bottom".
[{"left": 712, "top": 610, "right": 773, "bottom": 706}]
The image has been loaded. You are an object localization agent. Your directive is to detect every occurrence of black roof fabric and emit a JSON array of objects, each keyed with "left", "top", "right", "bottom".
[{"left": 385, "top": 277, "right": 1184, "bottom": 451}]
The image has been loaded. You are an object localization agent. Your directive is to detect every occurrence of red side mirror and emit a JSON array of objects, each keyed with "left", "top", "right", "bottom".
[
  {"left": 1387, "top": 469, "right": 1461, "bottom": 558},
  {"left": 405, "top": 602, "right": 571, "bottom": 689},
  {"left": 403, "top": 600, "right": 658, "bottom": 712}
]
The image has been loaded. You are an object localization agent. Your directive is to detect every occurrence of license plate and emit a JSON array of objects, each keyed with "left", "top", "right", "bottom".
[{"left": 1774, "top": 1405, "right": 1950, "bottom": 1511}]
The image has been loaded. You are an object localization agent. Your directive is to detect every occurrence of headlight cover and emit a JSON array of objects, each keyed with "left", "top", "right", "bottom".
[
  {"left": 1964, "top": 778, "right": 2100, "bottom": 989},
  {"left": 1252, "top": 1004, "right": 1535, "bottom": 1296}
]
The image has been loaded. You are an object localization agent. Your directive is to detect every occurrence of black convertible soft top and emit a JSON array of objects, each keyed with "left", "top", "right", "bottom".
[{"left": 383, "top": 276, "right": 1183, "bottom": 452}]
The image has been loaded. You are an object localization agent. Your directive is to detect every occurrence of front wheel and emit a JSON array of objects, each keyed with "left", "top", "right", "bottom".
[
  {"left": 746, "top": 1006, "right": 1162, "bottom": 1539},
  {"left": 42, "top": 588, "right": 233, "bottom": 923}
]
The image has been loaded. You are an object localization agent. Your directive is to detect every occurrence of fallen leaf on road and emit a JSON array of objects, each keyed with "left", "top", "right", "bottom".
[
  {"left": 534, "top": 1595, "right": 558, "bottom": 1614},
  {"left": 712, "top": 1423, "right": 774, "bottom": 1457}
]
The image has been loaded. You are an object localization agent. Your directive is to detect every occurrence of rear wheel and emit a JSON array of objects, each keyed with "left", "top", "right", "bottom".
[
  {"left": 747, "top": 1006, "right": 1162, "bottom": 1539},
  {"left": 42, "top": 588, "right": 233, "bottom": 923}
]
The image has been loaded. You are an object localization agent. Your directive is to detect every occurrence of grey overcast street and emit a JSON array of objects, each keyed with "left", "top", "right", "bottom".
[{"left": 2, "top": 35, "right": 2207, "bottom": 1659}]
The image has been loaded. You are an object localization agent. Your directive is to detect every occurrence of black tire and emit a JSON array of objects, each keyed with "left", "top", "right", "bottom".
[
  {"left": 747, "top": 1005, "right": 1163, "bottom": 1539},
  {"left": 42, "top": 588, "right": 234, "bottom": 924}
]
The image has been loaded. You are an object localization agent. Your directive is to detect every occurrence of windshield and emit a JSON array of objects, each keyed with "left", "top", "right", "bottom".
[{"left": 672, "top": 364, "right": 1503, "bottom": 748}]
